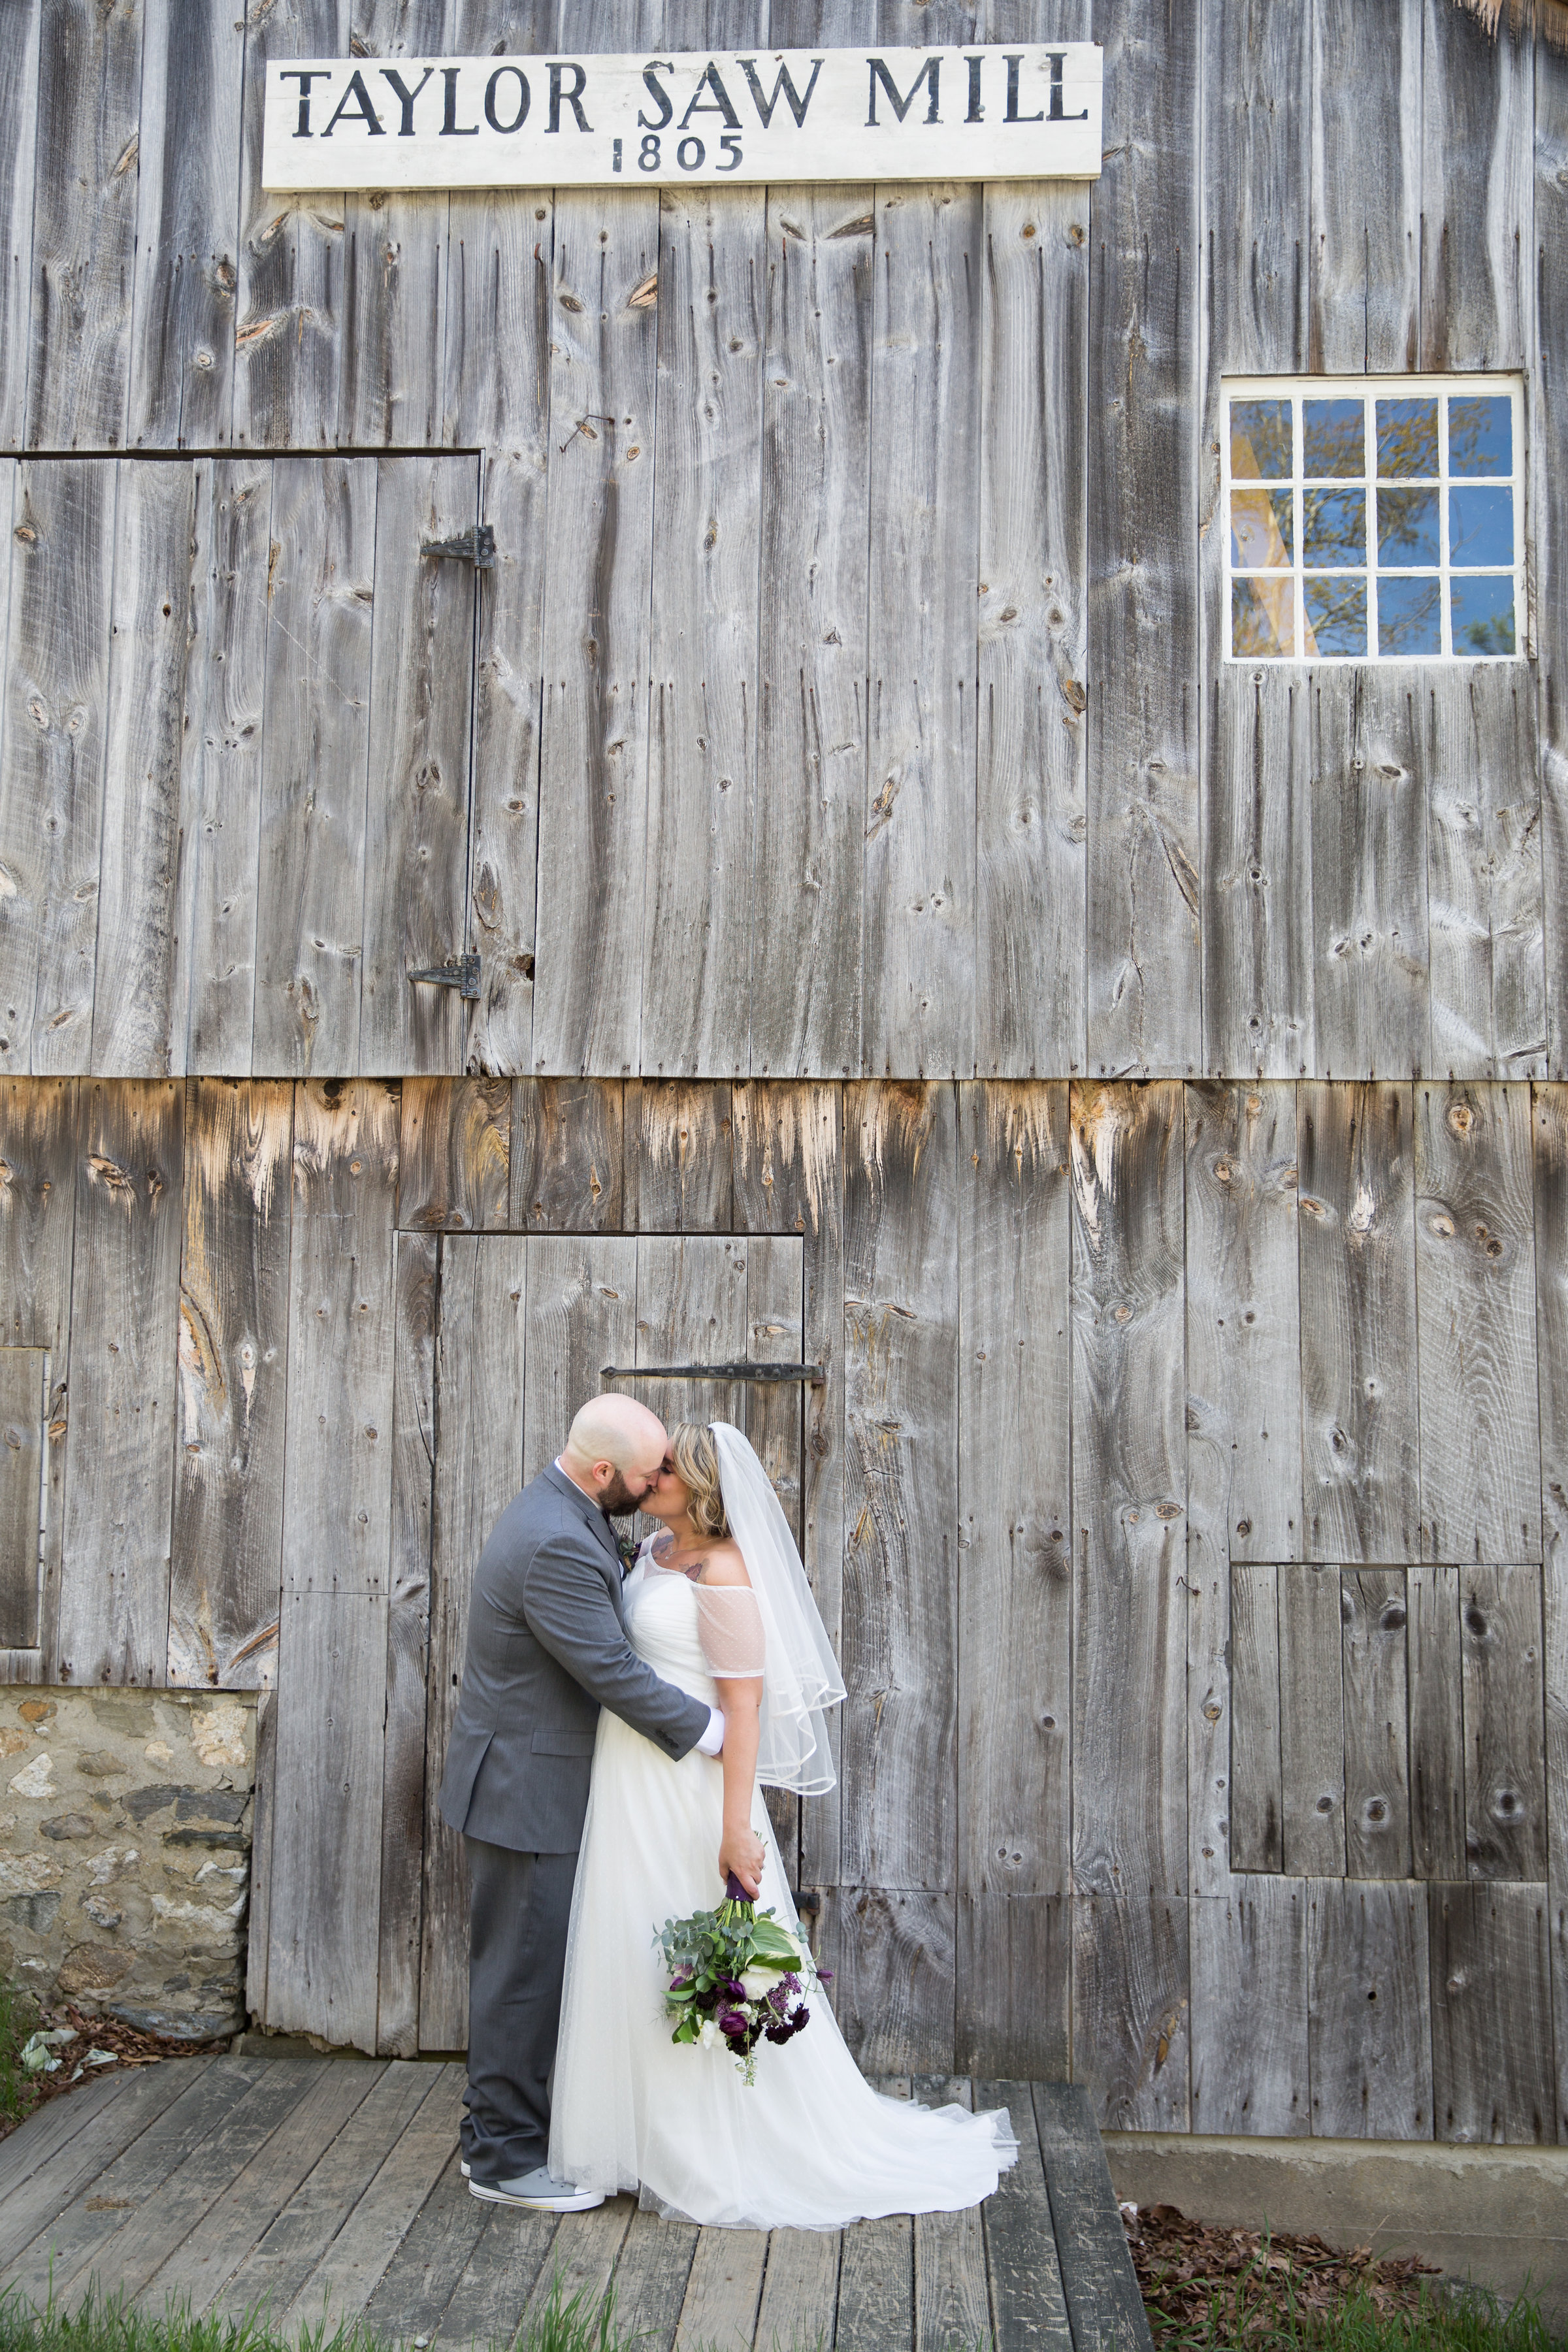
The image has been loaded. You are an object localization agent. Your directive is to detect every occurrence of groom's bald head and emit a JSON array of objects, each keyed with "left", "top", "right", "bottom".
[{"left": 561, "top": 1394, "right": 669, "bottom": 1514}]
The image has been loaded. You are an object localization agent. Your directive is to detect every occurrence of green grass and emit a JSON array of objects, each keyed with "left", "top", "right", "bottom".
[
  {"left": 1147, "top": 2272, "right": 1566, "bottom": 2352},
  {"left": 0, "top": 1974, "right": 41, "bottom": 2125}
]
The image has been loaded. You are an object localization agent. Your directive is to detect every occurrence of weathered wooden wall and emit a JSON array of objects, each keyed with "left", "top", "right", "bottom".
[
  {"left": 1, "top": 1072, "right": 1563, "bottom": 2143},
  {"left": 0, "top": 3, "right": 1556, "bottom": 1081}
]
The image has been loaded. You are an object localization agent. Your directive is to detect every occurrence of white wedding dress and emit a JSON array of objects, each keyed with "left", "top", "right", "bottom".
[{"left": 549, "top": 1543, "right": 1016, "bottom": 2228}]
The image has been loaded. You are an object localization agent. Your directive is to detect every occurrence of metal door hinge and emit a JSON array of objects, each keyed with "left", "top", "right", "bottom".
[
  {"left": 421, "top": 523, "right": 496, "bottom": 570},
  {"left": 410, "top": 954, "right": 481, "bottom": 1000},
  {"left": 601, "top": 1360, "right": 826, "bottom": 1387}
]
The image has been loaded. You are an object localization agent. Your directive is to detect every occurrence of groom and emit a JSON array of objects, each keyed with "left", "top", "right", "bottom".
[{"left": 438, "top": 1393, "right": 764, "bottom": 2213}]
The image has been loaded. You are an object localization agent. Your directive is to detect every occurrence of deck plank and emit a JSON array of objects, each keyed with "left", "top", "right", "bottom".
[
  {"left": 284, "top": 2065, "right": 466, "bottom": 2330},
  {"left": 974, "top": 2080, "right": 1073, "bottom": 2351},
  {"left": 834, "top": 2214, "right": 913, "bottom": 2352},
  {"left": 674, "top": 2225, "right": 768, "bottom": 2352},
  {"left": 912, "top": 2077, "right": 989, "bottom": 2352},
  {"left": 431, "top": 2205, "right": 560, "bottom": 2348},
  {"left": 0, "top": 2065, "right": 133, "bottom": 2210},
  {"left": 146, "top": 2063, "right": 384, "bottom": 2317},
  {"left": 359, "top": 2153, "right": 488, "bottom": 2344},
  {"left": 217, "top": 2062, "right": 444, "bottom": 2324},
  {"left": 604, "top": 2208, "right": 699, "bottom": 2352},
  {"left": 1033, "top": 2082, "right": 1153, "bottom": 2352},
  {"left": 518, "top": 2197, "right": 637, "bottom": 2340},
  {"left": 0, "top": 2062, "right": 204, "bottom": 2271},
  {"left": 8, "top": 2057, "right": 267, "bottom": 2305},
  {"left": 753, "top": 2227, "right": 841, "bottom": 2351}
]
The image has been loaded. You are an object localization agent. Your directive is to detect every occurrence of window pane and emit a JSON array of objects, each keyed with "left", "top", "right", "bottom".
[
  {"left": 1376, "top": 397, "right": 1439, "bottom": 478},
  {"left": 1231, "top": 487, "right": 1293, "bottom": 568},
  {"left": 1377, "top": 485, "right": 1439, "bottom": 567},
  {"left": 1303, "top": 485, "right": 1365, "bottom": 568},
  {"left": 1303, "top": 574, "right": 1366, "bottom": 657},
  {"left": 1377, "top": 576, "right": 1441, "bottom": 656},
  {"left": 1231, "top": 400, "right": 1292, "bottom": 480},
  {"left": 1233, "top": 577, "right": 1295, "bottom": 658},
  {"left": 1303, "top": 399, "right": 1365, "bottom": 478},
  {"left": 1449, "top": 485, "right": 1512, "bottom": 568},
  {"left": 1450, "top": 574, "right": 1516, "bottom": 656},
  {"left": 1448, "top": 395, "right": 1511, "bottom": 478}
]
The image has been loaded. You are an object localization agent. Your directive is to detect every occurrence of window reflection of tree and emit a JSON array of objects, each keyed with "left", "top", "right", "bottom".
[{"left": 1230, "top": 428, "right": 1294, "bottom": 655}]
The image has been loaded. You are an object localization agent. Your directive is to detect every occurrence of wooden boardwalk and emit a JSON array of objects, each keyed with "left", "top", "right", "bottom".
[{"left": 0, "top": 2059, "right": 1151, "bottom": 2351}]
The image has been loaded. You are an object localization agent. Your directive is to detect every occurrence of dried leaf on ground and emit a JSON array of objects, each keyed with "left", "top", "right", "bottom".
[{"left": 1123, "top": 2200, "right": 1441, "bottom": 2344}]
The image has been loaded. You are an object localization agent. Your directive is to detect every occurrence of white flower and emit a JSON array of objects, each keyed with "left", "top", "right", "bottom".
[
  {"left": 740, "top": 1967, "right": 779, "bottom": 1998},
  {"left": 699, "top": 2018, "right": 719, "bottom": 2050}
]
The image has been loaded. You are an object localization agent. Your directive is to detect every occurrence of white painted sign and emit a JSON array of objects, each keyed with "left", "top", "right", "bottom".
[{"left": 261, "top": 45, "right": 1102, "bottom": 191}]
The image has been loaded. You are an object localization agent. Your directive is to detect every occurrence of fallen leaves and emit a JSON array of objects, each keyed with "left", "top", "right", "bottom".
[{"left": 1123, "top": 2201, "right": 1441, "bottom": 2345}]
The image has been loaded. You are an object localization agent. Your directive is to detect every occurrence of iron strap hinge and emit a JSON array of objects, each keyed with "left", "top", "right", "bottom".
[
  {"left": 420, "top": 523, "right": 496, "bottom": 570},
  {"left": 409, "top": 954, "right": 481, "bottom": 1000},
  {"left": 601, "top": 1361, "right": 826, "bottom": 1387}
]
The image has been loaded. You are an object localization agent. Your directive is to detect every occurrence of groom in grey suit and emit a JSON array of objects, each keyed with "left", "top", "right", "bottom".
[{"left": 439, "top": 1393, "right": 757, "bottom": 2212}]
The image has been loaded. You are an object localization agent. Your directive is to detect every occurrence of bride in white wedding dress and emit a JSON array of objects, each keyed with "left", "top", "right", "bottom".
[{"left": 549, "top": 1419, "right": 1015, "bottom": 2229}]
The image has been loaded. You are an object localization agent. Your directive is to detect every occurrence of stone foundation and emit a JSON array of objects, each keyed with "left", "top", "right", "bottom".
[{"left": 1, "top": 1688, "right": 257, "bottom": 2039}]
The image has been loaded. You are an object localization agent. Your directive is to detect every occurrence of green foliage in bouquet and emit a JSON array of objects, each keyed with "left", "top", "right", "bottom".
[{"left": 656, "top": 1882, "right": 825, "bottom": 2086}]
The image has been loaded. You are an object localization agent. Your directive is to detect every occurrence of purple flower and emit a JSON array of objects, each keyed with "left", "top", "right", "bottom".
[
  {"left": 718, "top": 2008, "right": 749, "bottom": 2036},
  {"left": 723, "top": 1978, "right": 747, "bottom": 2002},
  {"left": 817, "top": 1968, "right": 833, "bottom": 1984},
  {"left": 670, "top": 1965, "right": 694, "bottom": 1989}
]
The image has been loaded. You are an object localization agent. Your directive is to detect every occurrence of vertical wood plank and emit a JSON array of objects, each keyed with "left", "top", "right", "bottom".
[
  {"left": 25, "top": 0, "right": 142, "bottom": 449},
  {"left": 1540, "top": 43, "right": 1568, "bottom": 1081},
  {"left": 1205, "top": 674, "right": 1315, "bottom": 1078},
  {"left": 1086, "top": 0, "right": 1200, "bottom": 1078},
  {"left": 510, "top": 1078, "right": 625, "bottom": 1230},
  {"left": 253, "top": 459, "right": 377, "bottom": 1077},
  {"left": 625, "top": 1079, "right": 733, "bottom": 1233},
  {"left": 233, "top": 0, "right": 350, "bottom": 449},
  {"left": 1071, "top": 1895, "right": 1190, "bottom": 2132},
  {"left": 0, "top": 1075, "right": 76, "bottom": 1348},
  {"left": 169, "top": 1080, "right": 293, "bottom": 1689},
  {"left": 397, "top": 1078, "right": 510, "bottom": 1234},
  {"left": 1341, "top": 1567, "right": 1413, "bottom": 1879},
  {"left": 1535, "top": 1086, "right": 1568, "bottom": 1565},
  {"left": 1429, "top": 1882, "right": 1553, "bottom": 2145},
  {"left": 958, "top": 1083, "right": 1070, "bottom": 1914},
  {"left": 129, "top": 0, "right": 245, "bottom": 449},
  {"left": 1229, "top": 1563, "right": 1283, "bottom": 1874},
  {"left": 1409, "top": 1560, "right": 1466, "bottom": 1879},
  {"left": 1279, "top": 1561, "right": 1347, "bottom": 1877},
  {"left": 812, "top": 1888, "right": 956, "bottom": 2076},
  {"left": 1307, "top": 1879, "right": 1432, "bottom": 2140},
  {"left": 732, "top": 1080, "right": 844, "bottom": 1895},
  {"left": 0, "top": 1347, "right": 44, "bottom": 1647},
  {"left": 1546, "top": 1550, "right": 1568, "bottom": 2136},
  {"left": 628, "top": 1233, "right": 749, "bottom": 1449},
  {"left": 265, "top": 1588, "right": 388, "bottom": 2051},
  {"left": 1190, "top": 1880, "right": 1309, "bottom": 2136},
  {"left": 56, "top": 1079, "right": 183, "bottom": 1686},
  {"left": 1424, "top": 675, "right": 1546, "bottom": 1083},
  {"left": 1310, "top": 678, "right": 1430, "bottom": 1082},
  {"left": 530, "top": 191, "right": 659, "bottom": 1079},
  {"left": 1298, "top": 1081, "right": 1420, "bottom": 1561},
  {"left": 1308, "top": 0, "right": 1421, "bottom": 371},
  {"left": 184, "top": 460, "right": 272, "bottom": 1077},
  {"left": 751, "top": 187, "right": 870, "bottom": 1082},
  {"left": 976, "top": 185, "right": 1088, "bottom": 1079},
  {"left": 335, "top": 0, "right": 448, "bottom": 449},
  {"left": 1416, "top": 1081, "right": 1541, "bottom": 1563},
  {"left": 360, "top": 456, "right": 480, "bottom": 1076},
  {"left": 1461, "top": 1562, "right": 1548, "bottom": 1881},
  {"left": 378, "top": 1226, "right": 436, "bottom": 2059},
  {"left": 246, "top": 1686, "right": 276, "bottom": 2023},
  {"left": 1185, "top": 1081, "right": 1301, "bottom": 1886},
  {"left": 0, "top": 461, "right": 115, "bottom": 1079},
  {"left": 956, "top": 1893, "right": 1069, "bottom": 2082},
  {"left": 743, "top": 1226, "right": 805, "bottom": 1867},
  {"left": 519, "top": 1234, "right": 636, "bottom": 1491},
  {"left": 281, "top": 1081, "right": 400, "bottom": 1595},
  {"left": 465, "top": 431, "right": 551, "bottom": 1077},
  {"left": 640, "top": 188, "right": 763, "bottom": 1081},
  {"left": 0, "top": 1, "right": 40, "bottom": 450},
  {"left": 93, "top": 461, "right": 201, "bottom": 1079},
  {"left": 1418, "top": 0, "right": 1531, "bottom": 372},
  {"left": 442, "top": 33, "right": 552, "bottom": 443},
  {"left": 841, "top": 1083, "right": 958, "bottom": 1896},
  {"left": 419, "top": 1232, "right": 526, "bottom": 2053},
  {"left": 863, "top": 185, "right": 981, "bottom": 1080},
  {"left": 1070, "top": 1082, "right": 1187, "bottom": 1897}
]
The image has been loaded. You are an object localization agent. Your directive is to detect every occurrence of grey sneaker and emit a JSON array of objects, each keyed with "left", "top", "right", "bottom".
[{"left": 468, "top": 2166, "right": 603, "bottom": 2213}]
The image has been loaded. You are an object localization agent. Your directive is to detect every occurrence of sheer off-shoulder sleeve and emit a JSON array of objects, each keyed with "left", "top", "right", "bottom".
[{"left": 695, "top": 1584, "right": 766, "bottom": 1677}]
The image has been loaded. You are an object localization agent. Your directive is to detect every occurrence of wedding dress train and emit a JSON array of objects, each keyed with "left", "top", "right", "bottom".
[{"left": 549, "top": 1546, "right": 1017, "bottom": 2229}]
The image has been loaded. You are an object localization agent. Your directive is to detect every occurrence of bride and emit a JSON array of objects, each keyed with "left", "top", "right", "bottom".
[{"left": 549, "top": 1419, "right": 1015, "bottom": 2229}]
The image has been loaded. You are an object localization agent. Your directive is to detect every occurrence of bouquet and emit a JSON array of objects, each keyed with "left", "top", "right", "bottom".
[{"left": 657, "top": 1873, "right": 828, "bottom": 2086}]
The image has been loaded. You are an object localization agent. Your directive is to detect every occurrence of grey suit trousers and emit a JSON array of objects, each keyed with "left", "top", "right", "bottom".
[{"left": 461, "top": 1838, "right": 579, "bottom": 2183}]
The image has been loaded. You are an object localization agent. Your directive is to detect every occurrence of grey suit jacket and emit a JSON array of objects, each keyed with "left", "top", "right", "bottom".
[{"left": 437, "top": 1463, "right": 713, "bottom": 1854}]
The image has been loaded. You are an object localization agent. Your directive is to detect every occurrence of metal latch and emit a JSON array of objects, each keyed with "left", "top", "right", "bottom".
[
  {"left": 420, "top": 523, "right": 496, "bottom": 570},
  {"left": 601, "top": 1361, "right": 826, "bottom": 1387},
  {"left": 409, "top": 955, "right": 481, "bottom": 1000}
]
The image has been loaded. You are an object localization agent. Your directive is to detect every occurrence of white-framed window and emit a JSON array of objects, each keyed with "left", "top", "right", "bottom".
[{"left": 1222, "top": 374, "right": 1523, "bottom": 663}]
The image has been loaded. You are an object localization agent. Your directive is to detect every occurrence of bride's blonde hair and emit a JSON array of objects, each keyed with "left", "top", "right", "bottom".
[{"left": 669, "top": 1422, "right": 730, "bottom": 1540}]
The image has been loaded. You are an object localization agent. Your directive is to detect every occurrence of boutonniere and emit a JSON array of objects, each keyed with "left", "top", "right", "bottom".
[{"left": 615, "top": 1531, "right": 639, "bottom": 1576}]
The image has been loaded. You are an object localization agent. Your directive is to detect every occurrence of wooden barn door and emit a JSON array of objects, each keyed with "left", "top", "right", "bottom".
[{"left": 417, "top": 1232, "right": 805, "bottom": 2051}]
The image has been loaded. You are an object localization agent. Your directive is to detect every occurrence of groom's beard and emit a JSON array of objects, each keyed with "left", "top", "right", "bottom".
[{"left": 596, "top": 1471, "right": 645, "bottom": 1518}]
